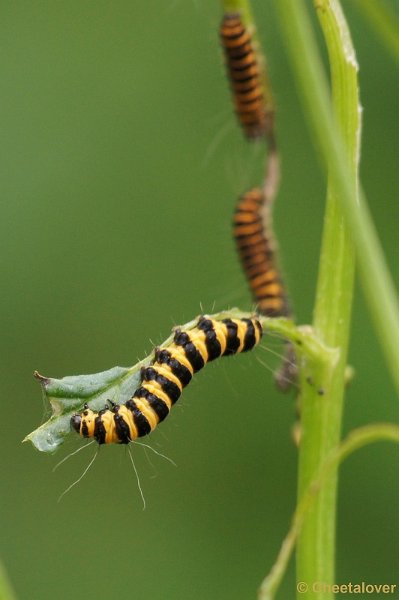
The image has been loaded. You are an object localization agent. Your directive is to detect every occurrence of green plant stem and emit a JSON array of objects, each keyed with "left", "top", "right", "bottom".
[
  {"left": 274, "top": 0, "right": 399, "bottom": 397},
  {"left": 353, "top": 0, "right": 399, "bottom": 65},
  {"left": 298, "top": 2, "right": 360, "bottom": 598},
  {"left": 274, "top": 1, "right": 360, "bottom": 597}
]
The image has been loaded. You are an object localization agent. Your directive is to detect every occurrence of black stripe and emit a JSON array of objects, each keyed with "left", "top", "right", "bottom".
[
  {"left": 231, "top": 59, "right": 257, "bottom": 73},
  {"left": 247, "top": 267, "right": 273, "bottom": 280},
  {"left": 134, "top": 387, "right": 170, "bottom": 423},
  {"left": 236, "top": 239, "right": 269, "bottom": 252},
  {"left": 223, "top": 31, "right": 247, "bottom": 43},
  {"left": 222, "top": 27, "right": 245, "bottom": 40},
  {"left": 125, "top": 399, "right": 151, "bottom": 437},
  {"left": 244, "top": 257, "right": 271, "bottom": 272},
  {"left": 248, "top": 263, "right": 276, "bottom": 278},
  {"left": 113, "top": 412, "right": 131, "bottom": 444},
  {"left": 242, "top": 318, "right": 256, "bottom": 351},
  {"left": 237, "top": 93, "right": 263, "bottom": 105},
  {"left": 257, "top": 290, "right": 283, "bottom": 300},
  {"left": 154, "top": 348, "right": 192, "bottom": 387},
  {"left": 227, "top": 48, "right": 252, "bottom": 61},
  {"left": 94, "top": 415, "right": 107, "bottom": 444},
  {"left": 228, "top": 54, "right": 255, "bottom": 67},
  {"left": 232, "top": 80, "right": 258, "bottom": 93},
  {"left": 81, "top": 421, "right": 89, "bottom": 438},
  {"left": 236, "top": 205, "right": 262, "bottom": 215},
  {"left": 173, "top": 329, "right": 205, "bottom": 372},
  {"left": 231, "top": 72, "right": 258, "bottom": 84},
  {"left": 222, "top": 319, "right": 240, "bottom": 355},
  {"left": 226, "top": 46, "right": 251, "bottom": 60},
  {"left": 241, "top": 248, "right": 274, "bottom": 262},
  {"left": 235, "top": 228, "right": 264, "bottom": 241},
  {"left": 197, "top": 317, "right": 222, "bottom": 361},
  {"left": 141, "top": 366, "right": 181, "bottom": 403},
  {"left": 237, "top": 246, "right": 269, "bottom": 259},
  {"left": 235, "top": 205, "right": 262, "bottom": 215}
]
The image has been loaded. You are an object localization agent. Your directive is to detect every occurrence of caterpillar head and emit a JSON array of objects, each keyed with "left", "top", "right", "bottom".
[
  {"left": 71, "top": 412, "right": 82, "bottom": 434},
  {"left": 70, "top": 402, "right": 91, "bottom": 435}
]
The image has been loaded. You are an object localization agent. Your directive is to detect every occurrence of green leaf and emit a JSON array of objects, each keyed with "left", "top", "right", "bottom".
[{"left": 24, "top": 365, "right": 146, "bottom": 453}]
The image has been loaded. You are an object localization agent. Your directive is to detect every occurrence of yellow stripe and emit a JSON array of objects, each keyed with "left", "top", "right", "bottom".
[
  {"left": 232, "top": 318, "right": 247, "bottom": 353},
  {"left": 256, "top": 282, "right": 283, "bottom": 296},
  {"left": 219, "top": 322, "right": 231, "bottom": 350},
  {"left": 100, "top": 410, "right": 117, "bottom": 444},
  {"left": 186, "top": 329, "right": 209, "bottom": 362},
  {"left": 251, "top": 271, "right": 278, "bottom": 288},
  {"left": 253, "top": 319, "right": 262, "bottom": 344},
  {"left": 211, "top": 319, "right": 227, "bottom": 354},
  {"left": 118, "top": 405, "right": 138, "bottom": 441}
]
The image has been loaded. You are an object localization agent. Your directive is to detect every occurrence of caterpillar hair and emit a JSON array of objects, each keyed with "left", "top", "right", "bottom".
[
  {"left": 233, "top": 188, "right": 289, "bottom": 317},
  {"left": 220, "top": 13, "right": 273, "bottom": 140},
  {"left": 71, "top": 316, "right": 262, "bottom": 444}
]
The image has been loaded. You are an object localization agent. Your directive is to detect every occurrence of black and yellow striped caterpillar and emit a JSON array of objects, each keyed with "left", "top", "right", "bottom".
[
  {"left": 71, "top": 315, "right": 262, "bottom": 444},
  {"left": 220, "top": 13, "right": 273, "bottom": 140},
  {"left": 233, "top": 187, "right": 289, "bottom": 317}
]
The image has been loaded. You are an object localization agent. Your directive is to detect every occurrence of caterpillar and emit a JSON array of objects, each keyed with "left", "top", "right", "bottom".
[
  {"left": 71, "top": 316, "right": 262, "bottom": 444},
  {"left": 234, "top": 188, "right": 297, "bottom": 391},
  {"left": 233, "top": 187, "right": 289, "bottom": 317},
  {"left": 220, "top": 13, "right": 273, "bottom": 140}
]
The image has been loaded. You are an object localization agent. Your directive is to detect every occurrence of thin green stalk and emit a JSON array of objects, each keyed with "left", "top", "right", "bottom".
[
  {"left": 0, "top": 561, "right": 17, "bottom": 600},
  {"left": 353, "top": 0, "right": 399, "bottom": 65},
  {"left": 274, "top": 0, "right": 399, "bottom": 397},
  {"left": 259, "top": 423, "right": 399, "bottom": 600}
]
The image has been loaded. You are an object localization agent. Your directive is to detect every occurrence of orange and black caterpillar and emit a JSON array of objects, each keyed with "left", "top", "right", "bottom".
[
  {"left": 220, "top": 13, "right": 272, "bottom": 140},
  {"left": 71, "top": 316, "right": 262, "bottom": 444},
  {"left": 234, "top": 188, "right": 289, "bottom": 317}
]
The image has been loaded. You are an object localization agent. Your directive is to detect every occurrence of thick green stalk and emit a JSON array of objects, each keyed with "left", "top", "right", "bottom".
[
  {"left": 275, "top": 1, "right": 360, "bottom": 598},
  {"left": 297, "top": 1, "right": 359, "bottom": 595}
]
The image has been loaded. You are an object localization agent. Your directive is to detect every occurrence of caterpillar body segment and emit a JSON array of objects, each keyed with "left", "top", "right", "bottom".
[
  {"left": 234, "top": 188, "right": 290, "bottom": 318},
  {"left": 71, "top": 316, "right": 262, "bottom": 444},
  {"left": 220, "top": 13, "right": 273, "bottom": 140}
]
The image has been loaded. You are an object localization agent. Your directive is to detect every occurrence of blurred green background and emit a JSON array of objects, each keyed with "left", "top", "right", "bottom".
[{"left": 2, "top": 1, "right": 399, "bottom": 598}]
